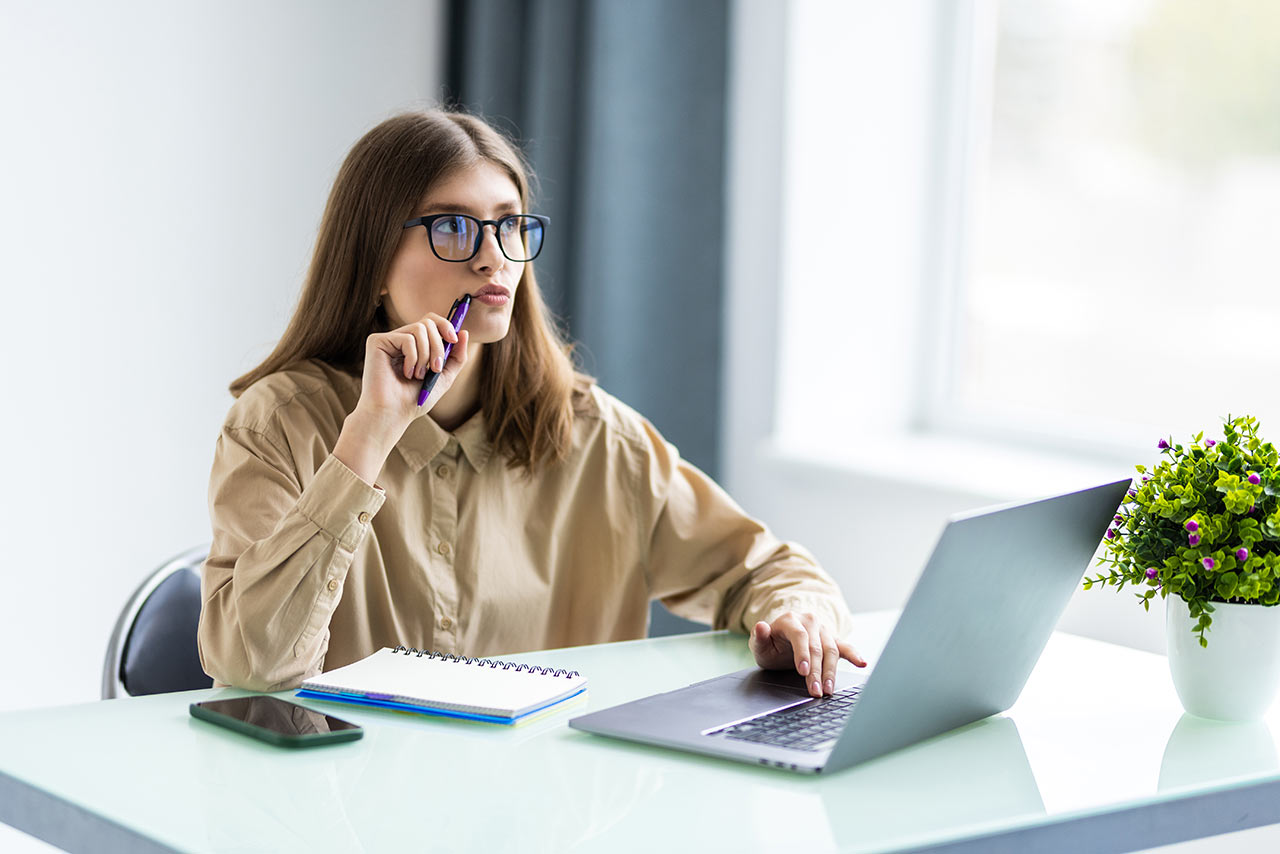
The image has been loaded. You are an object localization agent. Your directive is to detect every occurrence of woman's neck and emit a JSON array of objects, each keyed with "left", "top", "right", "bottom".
[{"left": 427, "top": 340, "right": 483, "bottom": 432}]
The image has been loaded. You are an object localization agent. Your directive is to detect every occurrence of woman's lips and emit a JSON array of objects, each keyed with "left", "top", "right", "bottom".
[{"left": 474, "top": 292, "right": 509, "bottom": 306}]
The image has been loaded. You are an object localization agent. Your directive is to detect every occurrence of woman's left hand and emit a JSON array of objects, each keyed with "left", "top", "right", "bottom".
[{"left": 749, "top": 612, "right": 867, "bottom": 698}]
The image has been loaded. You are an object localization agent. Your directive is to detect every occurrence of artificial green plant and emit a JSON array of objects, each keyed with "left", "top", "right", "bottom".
[{"left": 1086, "top": 415, "right": 1280, "bottom": 646}]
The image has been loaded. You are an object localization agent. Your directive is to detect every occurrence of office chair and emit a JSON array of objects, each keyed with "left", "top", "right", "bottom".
[{"left": 102, "top": 544, "right": 214, "bottom": 699}]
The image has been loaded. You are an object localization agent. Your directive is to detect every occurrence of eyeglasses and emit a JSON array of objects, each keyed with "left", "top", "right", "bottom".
[{"left": 401, "top": 213, "right": 548, "bottom": 263}]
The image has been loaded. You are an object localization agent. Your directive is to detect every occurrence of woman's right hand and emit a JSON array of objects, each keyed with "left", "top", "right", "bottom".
[{"left": 333, "top": 314, "right": 470, "bottom": 484}]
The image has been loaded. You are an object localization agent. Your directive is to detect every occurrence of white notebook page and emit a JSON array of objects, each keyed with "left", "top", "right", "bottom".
[{"left": 302, "top": 648, "right": 587, "bottom": 717}]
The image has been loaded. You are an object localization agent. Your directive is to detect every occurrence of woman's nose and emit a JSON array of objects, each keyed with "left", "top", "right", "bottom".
[{"left": 471, "top": 224, "right": 506, "bottom": 273}]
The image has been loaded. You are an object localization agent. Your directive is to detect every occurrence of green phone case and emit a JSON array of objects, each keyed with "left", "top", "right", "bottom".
[{"left": 189, "top": 698, "right": 364, "bottom": 748}]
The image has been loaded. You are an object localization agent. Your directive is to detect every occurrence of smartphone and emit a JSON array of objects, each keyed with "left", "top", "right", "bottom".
[{"left": 190, "top": 696, "right": 363, "bottom": 748}]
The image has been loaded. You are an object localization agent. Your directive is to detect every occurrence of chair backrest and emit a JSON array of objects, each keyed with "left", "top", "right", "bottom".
[{"left": 102, "top": 544, "right": 214, "bottom": 699}]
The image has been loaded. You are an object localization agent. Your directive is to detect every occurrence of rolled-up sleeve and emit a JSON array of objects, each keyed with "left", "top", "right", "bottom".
[
  {"left": 198, "top": 424, "right": 385, "bottom": 691},
  {"left": 632, "top": 417, "right": 855, "bottom": 639}
]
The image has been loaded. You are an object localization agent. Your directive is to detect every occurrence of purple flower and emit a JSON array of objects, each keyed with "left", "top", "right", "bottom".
[
  {"left": 1142, "top": 475, "right": 1152, "bottom": 482},
  {"left": 1128, "top": 489, "right": 1137, "bottom": 498},
  {"left": 1146, "top": 567, "right": 1158, "bottom": 580},
  {"left": 1250, "top": 505, "right": 1257, "bottom": 514},
  {"left": 1203, "top": 557, "right": 1216, "bottom": 570},
  {"left": 1237, "top": 547, "right": 1249, "bottom": 561},
  {"left": 1189, "top": 533, "right": 1201, "bottom": 546},
  {"left": 1206, "top": 439, "right": 1217, "bottom": 447},
  {"left": 1114, "top": 515, "right": 1123, "bottom": 523},
  {"left": 1106, "top": 528, "right": 1116, "bottom": 539},
  {"left": 1158, "top": 439, "right": 1170, "bottom": 449},
  {"left": 1249, "top": 473, "right": 1261, "bottom": 485},
  {"left": 1185, "top": 520, "right": 1199, "bottom": 532}
]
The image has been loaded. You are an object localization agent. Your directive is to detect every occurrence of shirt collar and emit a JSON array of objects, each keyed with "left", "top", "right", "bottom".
[
  {"left": 329, "top": 363, "right": 495, "bottom": 473},
  {"left": 395, "top": 407, "right": 495, "bottom": 473}
]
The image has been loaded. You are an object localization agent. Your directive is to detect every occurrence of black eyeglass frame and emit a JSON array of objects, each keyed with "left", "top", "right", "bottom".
[{"left": 401, "top": 213, "right": 549, "bottom": 263}]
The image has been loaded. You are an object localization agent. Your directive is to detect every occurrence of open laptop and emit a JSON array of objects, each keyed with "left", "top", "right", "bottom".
[{"left": 569, "top": 478, "right": 1130, "bottom": 774}]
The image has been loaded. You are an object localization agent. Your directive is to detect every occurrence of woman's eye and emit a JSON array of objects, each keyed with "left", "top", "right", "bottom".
[{"left": 432, "top": 216, "right": 466, "bottom": 235}]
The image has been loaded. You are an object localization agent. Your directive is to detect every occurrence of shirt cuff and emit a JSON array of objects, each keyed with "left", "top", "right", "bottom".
[{"left": 295, "top": 454, "right": 386, "bottom": 551}]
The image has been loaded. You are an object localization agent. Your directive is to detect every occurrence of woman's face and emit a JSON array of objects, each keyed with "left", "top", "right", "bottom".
[{"left": 380, "top": 161, "right": 525, "bottom": 344}]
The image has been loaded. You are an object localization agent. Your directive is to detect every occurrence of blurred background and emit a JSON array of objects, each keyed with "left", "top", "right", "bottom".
[{"left": 1, "top": 1, "right": 1278, "bottom": 850}]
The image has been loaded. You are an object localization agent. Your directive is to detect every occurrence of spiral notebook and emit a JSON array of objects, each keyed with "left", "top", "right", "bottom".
[{"left": 296, "top": 646, "right": 588, "bottom": 725}]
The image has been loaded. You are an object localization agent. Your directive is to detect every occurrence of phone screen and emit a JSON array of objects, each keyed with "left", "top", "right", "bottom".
[{"left": 190, "top": 696, "right": 362, "bottom": 747}]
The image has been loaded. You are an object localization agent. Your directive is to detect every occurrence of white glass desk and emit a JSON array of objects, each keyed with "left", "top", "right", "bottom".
[{"left": 2, "top": 611, "right": 1279, "bottom": 853}]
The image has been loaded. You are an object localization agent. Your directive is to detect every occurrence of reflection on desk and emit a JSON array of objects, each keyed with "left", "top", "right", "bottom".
[{"left": 1159, "top": 714, "right": 1280, "bottom": 792}]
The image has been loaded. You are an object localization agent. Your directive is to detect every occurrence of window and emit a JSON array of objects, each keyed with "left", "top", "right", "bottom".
[
  {"left": 936, "top": 0, "right": 1280, "bottom": 453},
  {"left": 775, "top": 0, "right": 1280, "bottom": 467}
]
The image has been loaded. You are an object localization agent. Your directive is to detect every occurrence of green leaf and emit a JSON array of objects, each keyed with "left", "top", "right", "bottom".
[{"left": 1215, "top": 572, "right": 1239, "bottom": 599}]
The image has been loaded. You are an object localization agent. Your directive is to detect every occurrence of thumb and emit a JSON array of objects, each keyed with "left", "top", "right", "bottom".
[{"left": 441, "top": 330, "right": 470, "bottom": 379}]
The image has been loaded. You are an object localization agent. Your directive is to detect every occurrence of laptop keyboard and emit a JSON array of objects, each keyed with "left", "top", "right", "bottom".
[{"left": 713, "top": 685, "right": 862, "bottom": 752}]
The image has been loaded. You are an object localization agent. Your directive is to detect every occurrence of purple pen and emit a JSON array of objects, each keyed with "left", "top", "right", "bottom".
[{"left": 417, "top": 294, "right": 471, "bottom": 407}]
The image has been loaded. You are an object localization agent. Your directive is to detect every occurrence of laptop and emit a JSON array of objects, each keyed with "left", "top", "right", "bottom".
[{"left": 569, "top": 478, "right": 1130, "bottom": 774}]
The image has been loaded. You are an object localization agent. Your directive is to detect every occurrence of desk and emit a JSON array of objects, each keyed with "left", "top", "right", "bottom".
[{"left": 2, "top": 611, "right": 1280, "bottom": 853}]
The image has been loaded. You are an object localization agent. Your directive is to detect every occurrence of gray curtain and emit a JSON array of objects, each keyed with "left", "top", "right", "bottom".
[
  {"left": 447, "top": 0, "right": 730, "bottom": 635},
  {"left": 447, "top": 0, "right": 728, "bottom": 479}
]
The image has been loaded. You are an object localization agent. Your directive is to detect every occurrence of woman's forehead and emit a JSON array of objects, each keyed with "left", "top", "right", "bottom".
[{"left": 419, "top": 161, "right": 521, "bottom": 214}]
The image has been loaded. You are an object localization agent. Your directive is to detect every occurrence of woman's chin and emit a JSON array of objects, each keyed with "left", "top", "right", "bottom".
[{"left": 466, "top": 320, "right": 511, "bottom": 345}]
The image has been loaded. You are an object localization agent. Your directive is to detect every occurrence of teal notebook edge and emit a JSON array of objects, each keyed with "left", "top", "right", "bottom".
[{"left": 295, "top": 687, "right": 588, "bottom": 725}]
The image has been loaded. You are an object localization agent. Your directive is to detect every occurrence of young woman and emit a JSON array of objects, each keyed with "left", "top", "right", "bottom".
[{"left": 198, "top": 109, "right": 863, "bottom": 697}]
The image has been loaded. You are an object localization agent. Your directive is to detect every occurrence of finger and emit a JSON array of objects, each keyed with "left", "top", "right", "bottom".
[
  {"left": 443, "top": 329, "right": 469, "bottom": 372},
  {"left": 783, "top": 623, "right": 811, "bottom": 682},
  {"left": 417, "top": 320, "right": 445, "bottom": 376},
  {"left": 806, "top": 623, "right": 825, "bottom": 697},
  {"left": 819, "top": 626, "right": 839, "bottom": 696},
  {"left": 434, "top": 313, "right": 459, "bottom": 344},
  {"left": 750, "top": 621, "right": 771, "bottom": 656},
  {"left": 390, "top": 324, "right": 428, "bottom": 379},
  {"left": 375, "top": 331, "right": 418, "bottom": 380},
  {"left": 837, "top": 639, "right": 867, "bottom": 668}
]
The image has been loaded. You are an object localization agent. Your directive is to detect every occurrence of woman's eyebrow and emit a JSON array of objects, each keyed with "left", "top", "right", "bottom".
[{"left": 419, "top": 200, "right": 522, "bottom": 216}]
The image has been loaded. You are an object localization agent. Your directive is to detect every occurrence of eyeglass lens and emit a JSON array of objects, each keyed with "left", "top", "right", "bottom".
[{"left": 429, "top": 215, "right": 544, "bottom": 262}]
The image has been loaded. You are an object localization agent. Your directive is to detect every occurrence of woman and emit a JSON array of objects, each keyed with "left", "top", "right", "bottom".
[{"left": 198, "top": 109, "right": 863, "bottom": 696}]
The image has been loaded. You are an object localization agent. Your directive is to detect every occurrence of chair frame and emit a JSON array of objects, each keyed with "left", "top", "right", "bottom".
[{"left": 101, "top": 544, "right": 210, "bottom": 699}]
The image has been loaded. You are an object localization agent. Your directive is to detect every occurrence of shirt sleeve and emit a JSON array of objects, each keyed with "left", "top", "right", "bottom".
[
  {"left": 198, "top": 424, "right": 385, "bottom": 691},
  {"left": 631, "top": 416, "right": 855, "bottom": 639}
]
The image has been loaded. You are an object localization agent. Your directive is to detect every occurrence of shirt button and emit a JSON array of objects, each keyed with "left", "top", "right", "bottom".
[
  {"left": 357, "top": 512, "right": 370, "bottom": 525},
  {"left": 436, "top": 541, "right": 451, "bottom": 556},
  {"left": 440, "top": 617, "right": 453, "bottom": 630},
  {"left": 327, "top": 579, "right": 339, "bottom": 592},
  {"left": 436, "top": 464, "right": 451, "bottom": 479}
]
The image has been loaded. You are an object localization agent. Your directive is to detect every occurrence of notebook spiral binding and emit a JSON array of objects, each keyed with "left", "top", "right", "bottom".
[{"left": 392, "top": 645, "right": 580, "bottom": 679}]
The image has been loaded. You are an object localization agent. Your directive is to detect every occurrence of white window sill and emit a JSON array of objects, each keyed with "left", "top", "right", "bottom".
[{"left": 763, "top": 430, "right": 1134, "bottom": 503}]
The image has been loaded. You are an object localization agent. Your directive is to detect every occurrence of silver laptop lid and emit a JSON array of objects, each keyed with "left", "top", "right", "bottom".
[{"left": 824, "top": 478, "right": 1130, "bottom": 772}]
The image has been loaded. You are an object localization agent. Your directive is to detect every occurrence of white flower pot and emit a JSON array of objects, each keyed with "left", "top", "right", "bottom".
[{"left": 1166, "top": 595, "right": 1280, "bottom": 721}]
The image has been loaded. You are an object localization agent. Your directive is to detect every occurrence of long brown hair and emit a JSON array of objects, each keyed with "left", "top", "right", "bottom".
[{"left": 231, "top": 110, "right": 591, "bottom": 472}]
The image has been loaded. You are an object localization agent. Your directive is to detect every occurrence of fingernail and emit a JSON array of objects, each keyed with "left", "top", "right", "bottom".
[
  {"left": 799, "top": 660, "right": 809, "bottom": 676},
  {"left": 416, "top": 365, "right": 426, "bottom": 379},
  {"left": 811, "top": 681, "right": 821, "bottom": 695},
  {"left": 434, "top": 356, "right": 444, "bottom": 371},
  {"left": 825, "top": 679, "right": 833, "bottom": 694}
]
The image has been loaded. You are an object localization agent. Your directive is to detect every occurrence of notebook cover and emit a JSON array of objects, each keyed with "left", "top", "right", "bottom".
[{"left": 295, "top": 686, "right": 587, "bottom": 725}]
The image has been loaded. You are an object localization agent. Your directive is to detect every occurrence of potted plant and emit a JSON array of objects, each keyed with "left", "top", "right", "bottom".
[{"left": 1085, "top": 415, "right": 1280, "bottom": 721}]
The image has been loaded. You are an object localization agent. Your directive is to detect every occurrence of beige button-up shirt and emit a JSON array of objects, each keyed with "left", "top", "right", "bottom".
[{"left": 199, "top": 359, "right": 853, "bottom": 691}]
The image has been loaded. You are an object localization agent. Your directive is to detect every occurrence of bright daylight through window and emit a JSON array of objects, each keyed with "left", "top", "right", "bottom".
[{"left": 943, "top": 0, "right": 1280, "bottom": 454}]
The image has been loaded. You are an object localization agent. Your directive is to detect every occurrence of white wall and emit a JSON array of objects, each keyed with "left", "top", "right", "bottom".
[{"left": 0, "top": 0, "right": 445, "bottom": 716}]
